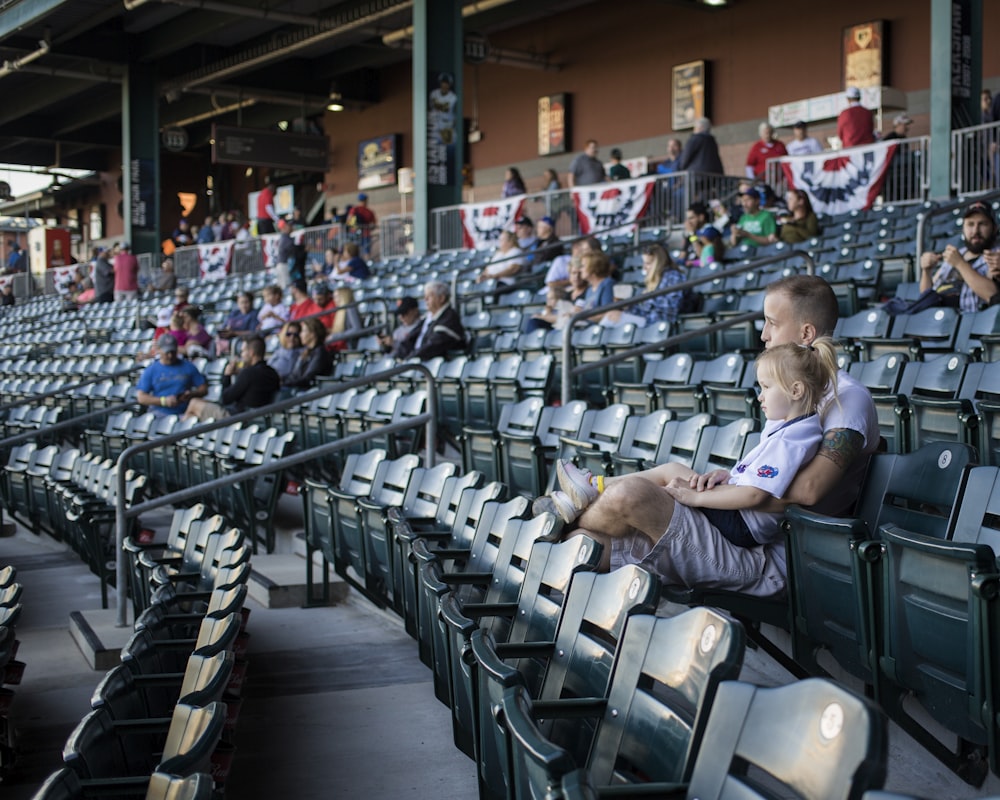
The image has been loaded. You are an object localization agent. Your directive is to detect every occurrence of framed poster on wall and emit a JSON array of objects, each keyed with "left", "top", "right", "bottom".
[
  {"left": 843, "top": 20, "right": 886, "bottom": 89},
  {"left": 358, "top": 134, "right": 400, "bottom": 190},
  {"left": 672, "top": 61, "right": 706, "bottom": 131},
  {"left": 538, "top": 93, "right": 569, "bottom": 156}
]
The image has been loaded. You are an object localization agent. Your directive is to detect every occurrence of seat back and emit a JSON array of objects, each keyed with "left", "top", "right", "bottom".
[
  {"left": 157, "top": 701, "right": 228, "bottom": 778},
  {"left": 144, "top": 771, "right": 216, "bottom": 800},
  {"left": 685, "top": 679, "right": 887, "bottom": 800}
]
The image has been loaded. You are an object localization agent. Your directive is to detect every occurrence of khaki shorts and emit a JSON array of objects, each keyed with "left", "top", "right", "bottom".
[{"left": 609, "top": 501, "right": 786, "bottom": 598}]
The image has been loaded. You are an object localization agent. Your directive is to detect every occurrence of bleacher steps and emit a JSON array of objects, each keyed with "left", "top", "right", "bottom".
[
  {"left": 68, "top": 608, "right": 133, "bottom": 670},
  {"left": 249, "top": 554, "right": 348, "bottom": 609}
]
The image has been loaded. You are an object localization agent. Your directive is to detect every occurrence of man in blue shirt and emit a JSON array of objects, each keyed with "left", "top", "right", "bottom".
[{"left": 135, "top": 334, "right": 208, "bottom": 415}]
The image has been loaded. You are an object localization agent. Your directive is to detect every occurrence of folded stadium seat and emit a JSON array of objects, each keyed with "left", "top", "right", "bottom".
[
  {"left": 435, "top": 512, "right": 567, "bottom": 756},
  {"left": 462, "top": 355, "right": 519, "bottom": 434},
  {"left": 223, "top": 429, "right": 294, "bottom": 554},
  {"left": 447, "top": 531, "right": 604, "bottom": 760},
  {"left": 145, "top": 417, "right": 199, "bottom": 496},
  {"left": 326, "top": 448, "right": 389, "bottom": 596},
  {"left": 651, "top": 411, "right": 715, "bottom": 469},
  {"left": 873, "top": 464, "right": 1000, "bottom": 786},
  {"left": 61, "top": 702, "right": 227, "bottom": 787},
  {"left": 895, "top": 353, "right": 980, "bottom": 453},
  {"left": 499, "top": 354, "right": 554, "bottom": 410},
  {"left": 783, "top": 442, "right": 976, "bottom": 694},
  {"left": 819, "top": 259, "right": 883, "bottom": 318},
  {"left": 848, "top": 351, "right": 913, "bottom": 454},
  {"left": 149, "top": 532, "right": 249, "bottom": 607},
  {"left": 368, "top": 389, "right": 429, "bottom": 459},
  {"left": 963, "top": 304, "right": 1000, "bottom": 361},
  {"left": 405, "top": 480, "right": 508, "bottom": 662},
  {"left": 463, "top": 310, "right": 496, "bottom": 356},
  {"left": 691, "top": 417, "right": 760, "bottom": 474},
  {"left": 700, "top": 355, "right": 761, "bottom": 426},
  {"left": 135, "top": 584, "right": 247, "bottom": 640},
  {"left": 435, "top": 355, "right": 471, "bottom": 442},
  {"left": 606, "top": 409, "right": 676, "bottom": 476},
  {"left": 556, "top": 404, "right": 632, "bottom": 482},
  {"left": 121, "top": 612, "right": 243, "bottom": 677},
  {"left": 92, "top": 651, "right": 235, "bottom": 721},
  {"left": 472, "top": 565, "right": 660, "bottom": 800},
  {"left": 0, "top": 442, "right": 43, "bottom": 523},
  {"left": 570, "top": 324, "right": 608, "bottom": 407},
  {"left": 140, "top": 514, "right": 228, "bottom": 597},
  {"left": 835, "top": 307, "right": 893, "bottom": 362},
  {"left": 502, "top": 608, "right": 745, "bottom": 798},
  {"left": 858, "top": 306, "right": 961, "bottom": 362},
  {"left": 31, "top": 768, "right": 216, "bottom": 800},
  {"left": 499, "top": 399, "right": 588, "bottom": 499},
  {"left": 611, "top": 352, "right": 692, "bottom": 416},
  {"left": 335, "top": 386, "right": 381, "bottom": 459}
]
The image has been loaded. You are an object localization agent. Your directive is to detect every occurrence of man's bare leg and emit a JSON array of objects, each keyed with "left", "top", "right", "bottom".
[{"left": 576, "top": 474, "right": 678, "bottom": 545}]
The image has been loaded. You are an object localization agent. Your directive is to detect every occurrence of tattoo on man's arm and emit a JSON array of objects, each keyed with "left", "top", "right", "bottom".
[{"left": 816, "top": 429, "right": 864, "bottom": 470}]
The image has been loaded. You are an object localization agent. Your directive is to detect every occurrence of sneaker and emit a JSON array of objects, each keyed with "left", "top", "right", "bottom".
[
  {"left": 548, "top": 490, "right": 582, "bottom": 524},
  {"left": 532, "top": 494, "right": 559, "bottom": 518},
  {"left": 555, "top": 460, "right": 599, "bottom": 511}
]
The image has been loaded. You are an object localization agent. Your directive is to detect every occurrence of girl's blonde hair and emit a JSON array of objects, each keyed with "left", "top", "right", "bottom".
[
  {"left": 755, "top": 336, "right": 839, "bottom": 414},
  {"left": 331, "top": 286, "right": 355, "bottom": 334},
  {"left": 641, "top": 243, "right": 677, "bottom": 293}
]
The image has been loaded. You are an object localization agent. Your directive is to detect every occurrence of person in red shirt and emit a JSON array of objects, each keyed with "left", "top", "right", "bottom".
[
  {"left": 837, "top": 86, "right": 875, "bottom": 148},
  {"left": 288, "top": 279, "right": 336, "bottom": 329},
  {"left": 744, "top": 122, "right": 787, "bottom": 180},
  {"left": 345, "top": 193, "right": 377, "bottom": 256},
  {"left": 256, "top": 176, "right": 278, "bottom": 234},
  {"left": 113, "top": 242, "right": 140, "bottom": 301}
]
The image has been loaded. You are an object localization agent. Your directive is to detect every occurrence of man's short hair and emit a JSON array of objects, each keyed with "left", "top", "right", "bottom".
[
  {"left": 425, "top": 280, "right": 449, "bottom": 300},
  {"left": 766, "top": 274, "right": 839, "bottom": 337},
  {"left": 244, "top": 336, "right": 266, "bottom": 360},
  {"left": 694, "top": 117, "right": 711, "bottom": 133}
]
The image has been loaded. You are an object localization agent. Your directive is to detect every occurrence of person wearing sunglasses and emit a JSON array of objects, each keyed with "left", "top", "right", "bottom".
[{"left": 267, "top": 321, "right": 304, "bottom": 381}]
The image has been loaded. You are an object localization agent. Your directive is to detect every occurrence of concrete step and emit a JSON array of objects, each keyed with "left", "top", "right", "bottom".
[
  {"left": 249, "top": 553, "right": 349, "bottom": 609},
  {"left": 68, "top": 608, "right": 134, "bottom": 671}
]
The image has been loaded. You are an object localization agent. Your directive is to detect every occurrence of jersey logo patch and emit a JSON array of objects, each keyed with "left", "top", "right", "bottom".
[{"left": 756, "top": 465, "right": 779, "bottom": 479}]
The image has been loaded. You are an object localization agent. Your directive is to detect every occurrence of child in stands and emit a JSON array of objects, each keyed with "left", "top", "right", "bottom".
[{"left": 547, "top": 337, "right": 840, "bottom": 554}]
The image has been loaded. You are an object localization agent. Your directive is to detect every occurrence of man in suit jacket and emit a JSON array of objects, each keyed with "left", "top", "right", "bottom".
[
  {"left": 678, "top": 117, "right": 725, "bottom": 176},
  {"left": 397, "top": 280, "right": 466, "bottom": 361}
]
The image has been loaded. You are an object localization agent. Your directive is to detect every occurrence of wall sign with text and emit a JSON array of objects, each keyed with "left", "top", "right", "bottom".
[
  {"left": 672, "top": 61, "right": 706, "bottom": 131},
  {"left": 843, "top": 20, "right": 886, "bottom": 89},
  {"left": 358, "top": 134, "right": 400, "bottom": 190},
  {"left": 537, "top": 93, "right": 569, "bottom": 156}
]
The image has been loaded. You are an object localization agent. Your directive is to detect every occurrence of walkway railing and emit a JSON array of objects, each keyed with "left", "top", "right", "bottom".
[
  {"left": 429, "top": 172, "right": 746, "bottom": 253},
  {"left": 764, "top": 136, "right": 931, "bottom": 207},
  {"left": 951, "top": 119, "right": 1000, "bottom": 198}
]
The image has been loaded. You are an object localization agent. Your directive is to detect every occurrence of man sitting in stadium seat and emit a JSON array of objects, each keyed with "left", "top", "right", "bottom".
[
  {"left": 395, "top": 280, "right": 465, "bottom": 361},
  {"left": 184, "top": 336, "right": 280, "bottom": 421},
  {"left": 729, "top": 186, "right": 777, "bottom": 249},
  {"left": 135, "top": 333, "right": 208, "bottom": 416},
  {"left": 919, "top": 200, "right": 1000, "bottom": 312},
  {"left": 534, "top": 275, "right": 879, "bottom": 597}
]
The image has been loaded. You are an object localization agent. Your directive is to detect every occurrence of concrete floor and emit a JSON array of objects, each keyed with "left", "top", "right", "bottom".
[{"left": 0, "top": 490, "right": 998, "bottom": 799}]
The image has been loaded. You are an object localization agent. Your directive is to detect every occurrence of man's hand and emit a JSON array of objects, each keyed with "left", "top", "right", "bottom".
[
  {"left": 920, "top": 250, "right": 942, "bottom": 272},
  {"left": 942, "top": 244, "right": 964, "bottom": 269},
  {"left": 985, "top": 251, "right": 1000, "bottom": 280},
  {"left": 160, "top": 394, "right": 179, "bottom": 408}
]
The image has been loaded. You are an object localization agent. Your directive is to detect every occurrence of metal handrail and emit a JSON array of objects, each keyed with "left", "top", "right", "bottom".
[
  {"left": 113, "top": 361, "right": 438, "bottom": 625},
  {"left": 560, "top": 250, "right": 815, "bottom": 403}
]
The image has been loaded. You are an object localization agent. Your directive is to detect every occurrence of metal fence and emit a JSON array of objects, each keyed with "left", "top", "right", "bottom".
[
  {"left": 764, "top": 135, "right": 931, "bottom": 208},
  {"left": 951, "top": 119, "right": 1000, "bottom": 198},
  {"left": 428, "top": 171, "right": 746, "bottom": 253}
]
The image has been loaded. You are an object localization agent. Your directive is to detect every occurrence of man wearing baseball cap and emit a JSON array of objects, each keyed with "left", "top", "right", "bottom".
[
  {"left": 528, "top": 215, "right": 564, "bottom": 267},
  {"left": 837, "top": 86, "right": 875, "bottom": 148},
  {"left": 378, "top": 296, "right": 423, "bottom": 357},
  {"left": 919, "top": 200, "right": 1000, "bottom": 312},
  {"left": 135, "top": 333, "right": 207, "bottom": 415},
  {"left": 514, "top": 216, "right": 537, "bottom": 250}
]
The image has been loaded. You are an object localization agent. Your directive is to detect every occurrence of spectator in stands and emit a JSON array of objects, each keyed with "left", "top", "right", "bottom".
[
  {"left": 501, "top": 167, "right": 527, "bottom": 197},
  {"left": 135, "top": 333, "right": 208, "bottom": 416},
  {"left": 149, "top": 256, "right": 176, "bottom": 292},
  {"left": 379, "top": 296, "right": 423, "bottom": 358},
  {"left": 317, "top": 246, "right": 339, "bottom": 278},
  {"left": 93, "top": 246, "right": 114, "bottom": 304},
  {"left": 184, "top": 336, "right": 280, "bottom": 421},
  {"left": 113, "top": 242, "right": 140, "bottom": 302},
  {"left": 514, "top": 216, "right": 537, "bottom": 251},
  {"left": 0, "top": 282, "right": 13, "bottom": 307},
  {"left": 786, "top": 121, "right": 823, "bottom": 156},
  {"left": 345, "top": 193, "right": 377, "bottom": 256},
  {"left": 197, "top": 216, "right": 215, "bottom": 244},
  {"left": 267, "top": 321, "right": 303, "bottom": 381},
  {"left": 334, "top": 242, "right": 370, "bottom": 281},
  {"left": 395, "top": 280, "right": 466, "bottom": 361},
  {"left": 217, "top": 291, "right": 259, "bottom": 354},
  {"left": 919, "top": 200, "right": 1000, "bottom": 312},
  {"left": 308, "top": 283, "right": 337, "bottom": 329},
  {"left": 542, "top": 168, "right": 562, "bottom": 192},
  {"left": 536, "top": 274, "right": 879, "bottom": 595},
  {"left": 166, "top": 312, "right": 188, "bottom": 349},
  {"left": 745, "top": 122, "right": 787, "bottom": 181},
  {"left": 172, "top": 219, "right": 192, "bottom": 247},
  {"left": 628, "top": 243, "right": 685, "bottom": 325},
  {"left": 655, "top": 139, "right": 683, "bottom": 174},
  {"left": 287, "top": 279, "right": 312, "bottom": 321},
  {"left": 327, "top": 286, "right": 363, "bottom": 352},
  {"left": 281, "top": 317, "right": 334, "bottom": 391},
  {"left": 678, "top": 202, "right": 710, "bottom": 267},
  {"left": 528, "top": 215, "right": 563, "bottom": 267},
  {"left": 476, "top": 230, "right": 523, "bottom": 287},
  {"left": 256, "top": 175, "right": 278, "bottom": 235},
  {"left": 696, "top": 224, "right": 724, "bottom": 266},
  {"left": 5, "top": 241, "right": 24, "bottom": 273},
  {"left": 678, "top": 118, "right": 725, "bottom": 176},
  {"left": 567, "top": 139, "right": 605, "bottom": 187},
  {"left": 777, "top": 189, "right": 819, "bottom": 244},
  {"left": 275, "top": 218, "right": 296, "bottom": 289},
  {"left": 579, "top": 250, "right": 616, "bottom": 321},
  {"left": 881, "top": 114, "right": 912, "bottom": 140},
  {"left": 730, "top": 187, "right": 777, "bottom": 249},
  {"left": 837, "top": 87, "right": 874, "bottom": 148},
  {"left": 608, "top": 148, "right": 630, "bottom": 181},
  {"left": 256, "top": 285, "right": 289, "bottom": 334},
  {"left": 544, "top": 236, "right": 593, "bottom": 292},
  {"left": 178, "top": 306, "right": 212, "bottom": 357},
  {"left": 530, "top": 257, "right": 590, "bottom": 333}
]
